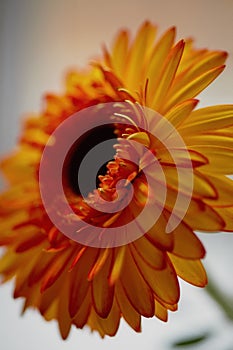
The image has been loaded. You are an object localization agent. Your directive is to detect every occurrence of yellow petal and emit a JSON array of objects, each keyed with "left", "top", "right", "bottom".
[
  {"left": 161, "top": 166, "right": 217, "bottom": 199},
  {"left": 147, "top": 27, "right": 176, "bottom": 104},
  {"left": 151, "top": 40, "right": 185, "bottom": 111},
  {"left": 111, "top": 30, "right": 130, "bottom": 77},
  {"left": 183, "top": 134, "right": 233, "bottom": 149},
  {"left": 127, "top": 21, "right": 157, "bottom": 89},
  {"left": 20, "top": 128, "right": 50, "bottom": 146},
  {"left": 169, "top": 254, "right": 207, "bottom": 287},
  {"left": 214, "top": 207, "right": 233, "bottom": 231},
  {"left": 189, "top": 145, "right": 233, "bottom": 174},
  {"left": 165, "top": 98, "right": 199, "bottom": 128},
  {"left": 170, "top": 217, "right": 206, "bottom": 259},
  {"left": 180, "top": 105, "right": 233, "bottom": 134},
  {"left": 0, "top": 147, "right": 41, "bottom": 184},
  {"left": 173, "top": 194, "right": 225, "bottom": 232},
  {"left": 0, "top": 184, "right": 40, "bottom": 213},
  {"left": 176, "top": 39, "right": 205, "bottom": 74},
  {"left": 128, "top": 131, "right": 151, "bottom": 147},
  {"left": 205, "top": 175, "right": 233, "bottom": 207},
  {"left": 157, "top": 147, "right": 208, "bottom": 168},
  {"left": 156, "top": 183, "right": 225, "bottom": 231},
  {"left": 163, "top": 65, "right": 225, "bottom": 113},
  {"left": 169, "top": 50, "right": 227, "bottom": 100}
]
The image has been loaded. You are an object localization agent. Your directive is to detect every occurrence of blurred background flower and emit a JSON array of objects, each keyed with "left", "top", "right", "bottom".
[{"left": 0, "top": 0, "right": 233, "bottom": 349}]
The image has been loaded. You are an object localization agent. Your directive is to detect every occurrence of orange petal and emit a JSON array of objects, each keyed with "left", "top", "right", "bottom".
[
  {"left": 92, "top": 249, "right": 114, "bottom": 318},
  {"left": 40, "top": 297, "right": 58, "bottom": 322},
  {"left": 109, "top": 246, "right": 126, "bottom": 286},
  {"left": 130, "top": 247, "right": 180, "bottom": 305},
  {"left": 154, "top": 300, "right": 168, "bottom": 322},
  {"left": 169, "top": 216, "right": 206, "bottom": 259},
  {"left": 87, "top": 308, "right": 105, "bottom": 338},
  {"left": 88, "top": 248, "right": 110, "bottom": 281},
  {"left": 115, "top": 280, "right": 141, "bottom": 332},
  {"left": 68, "top": 248, "right": 99, "bottom": 318},
  {"left": 156, "top": 299, "right": 178, "bottom": 312},
  {"left": 73, "top": 288, "right": 92, "bottom": 328},
  {"left": 15, "top": 232, "right": 45, "bottom": 253},
  {"left": 13, "top": 251, "right": 40, "bottom": 298},
  {"left": 21, "top": 284, "right": 40, "bottom": 314},
  {"left": 132, "top": 236, "right": 166, "bottom": 270},
  {"left": 39, "top": 276, "right": 64, "bottom": 317},
  {"left": 120, "top": 247, "right": 154, "bottom": 317},
  {"left": 93, "top": 299, "right": 121, "bottom": 337},
  {"left": 40, "top": 249, "right": 72, "bottom": 292},
  {"left": 58, "top": 276, "right": 72, "bottom": 340},
  {"left": 98, "top": 66, "right": 124, "bottom": 91},
  {"left": 146, "top": 210, "right": 174, "bottom": 251}
]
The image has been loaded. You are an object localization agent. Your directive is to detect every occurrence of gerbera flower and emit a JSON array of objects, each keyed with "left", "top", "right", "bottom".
[{"left": 0, "top": 21, "right": 233, "bottom": 339}]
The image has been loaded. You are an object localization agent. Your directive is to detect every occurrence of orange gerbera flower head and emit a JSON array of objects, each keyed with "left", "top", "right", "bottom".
[{"left": 1, "top": 21, "right": 233, "bottom": 339}]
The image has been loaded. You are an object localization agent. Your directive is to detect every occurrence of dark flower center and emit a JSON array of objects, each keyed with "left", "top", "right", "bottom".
[{"left": 63, "top": 124, "right": 116, "bottom": 197}]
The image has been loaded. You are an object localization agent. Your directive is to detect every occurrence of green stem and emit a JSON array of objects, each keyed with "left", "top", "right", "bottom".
[{"left": 205, "top": 274, "right": 233, "bottom": 321}]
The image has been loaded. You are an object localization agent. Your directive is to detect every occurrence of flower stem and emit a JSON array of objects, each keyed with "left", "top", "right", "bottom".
[{"left": 205, "top": 274, "right": 233, "bottom": 321}]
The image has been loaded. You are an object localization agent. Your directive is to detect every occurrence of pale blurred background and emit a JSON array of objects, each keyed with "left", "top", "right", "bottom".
[{"left": 0, "top": 0, "right": 233, "bottom": 349}]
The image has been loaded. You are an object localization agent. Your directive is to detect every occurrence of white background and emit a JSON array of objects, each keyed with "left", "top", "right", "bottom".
[{"left": 0, "top": 1, "right": 233, "bottom": 349}]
